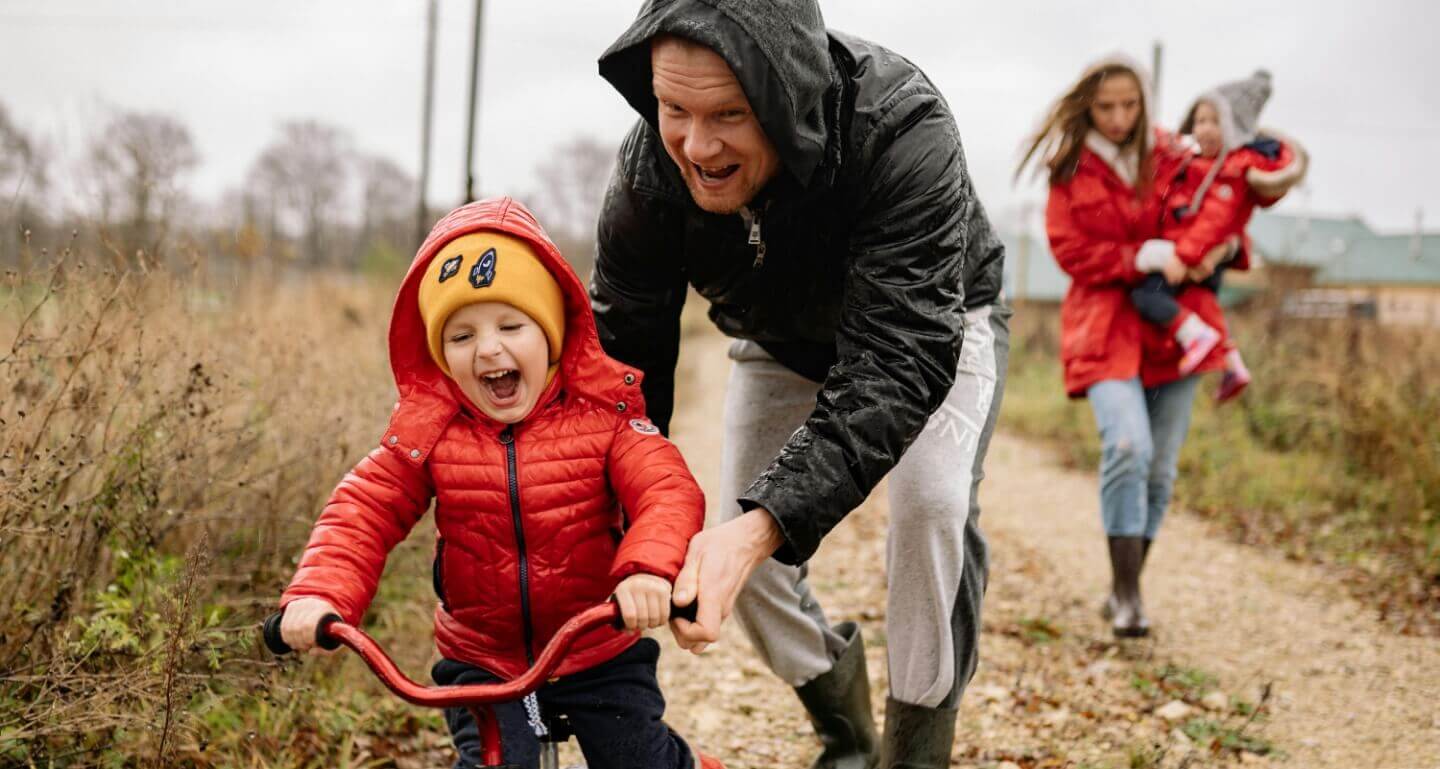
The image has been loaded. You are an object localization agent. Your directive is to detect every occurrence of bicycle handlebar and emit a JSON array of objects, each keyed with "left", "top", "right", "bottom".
[{"left": 262, "top": 599, "right": 699, "bottom": 707}]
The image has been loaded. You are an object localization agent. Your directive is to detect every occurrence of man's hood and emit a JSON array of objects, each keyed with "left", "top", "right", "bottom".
[{"left": 598, "top": 0, "right": 835, "bottom": 189}]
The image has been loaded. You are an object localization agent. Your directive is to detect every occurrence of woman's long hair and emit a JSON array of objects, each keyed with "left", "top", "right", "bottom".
[{"left": 1016, "top": 57, "right": 1153, "bottom": 196}]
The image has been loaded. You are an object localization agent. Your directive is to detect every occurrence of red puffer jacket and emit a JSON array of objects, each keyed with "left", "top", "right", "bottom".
[
  {"left": 1141, "top": 139, "right": 1299, "bottom": 387},
  {"left": 281, "top": 197, "right": 705, "bottom": 680},
  {"left": 1046, "top": 143, "right": 1176, "bottom": 397}
]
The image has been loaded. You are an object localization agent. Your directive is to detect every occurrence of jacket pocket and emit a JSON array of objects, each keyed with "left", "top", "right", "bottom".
[{"left": 432, "top": 539, "right": 450, "bottom": 612}]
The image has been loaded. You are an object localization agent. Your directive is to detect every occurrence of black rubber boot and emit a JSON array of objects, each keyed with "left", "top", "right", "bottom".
[
  {"left": 1108, "top": 536, "right": 1150, "bottom": 638},
  {"left": 877, "top": 697, "right": 957, "bottom": 769},
  {"left": 793, "top": 621, "right": 879, "bottom": 769},
  {"left": 1101, "top": 537, "right": 1152, "bottom": 621}
]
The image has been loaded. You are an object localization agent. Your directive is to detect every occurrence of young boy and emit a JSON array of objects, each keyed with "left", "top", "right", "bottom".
[
  {"left": 1133, "top": 70, "right": 1306, "bottom": 400},
  {"left": 277, "top": 197, "right": 722, "bottom": 769}
]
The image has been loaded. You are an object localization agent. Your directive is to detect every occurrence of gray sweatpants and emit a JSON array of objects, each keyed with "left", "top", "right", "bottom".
[{"left": 719, "top": 304, "right": 1009, "bottom": 709}]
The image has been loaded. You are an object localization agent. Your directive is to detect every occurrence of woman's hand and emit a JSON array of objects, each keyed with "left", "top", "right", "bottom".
[
  {"left": 1136, "top": 239, "right": 1187, "bottom": 285},
  {"left": 279, "top": 597, "right": 341, "bottom": 656},
  {"left": 614, "top": 574, "right": 673, "bottom": 632}
]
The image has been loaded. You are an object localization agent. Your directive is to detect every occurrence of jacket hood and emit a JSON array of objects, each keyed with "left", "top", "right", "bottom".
[
  {"left": 598, "top": 0, "right": 835, "bottom": 188},
  {"left": 1180, "top": 69, "right": 1272, "bottom": 151},
  {"left": 387, "top": 198, "right": 645, "bottom": 448}
]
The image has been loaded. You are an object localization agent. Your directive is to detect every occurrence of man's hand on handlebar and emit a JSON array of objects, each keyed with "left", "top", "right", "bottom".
[
  {"left": 613, "top": 573, "right": 673, "bottom": 632},
  {"left": 668, "top": 508, "right": 784, "bottom": 655},
  {"left": 279, "top": 597, "right": 341, "bottom": 656}
]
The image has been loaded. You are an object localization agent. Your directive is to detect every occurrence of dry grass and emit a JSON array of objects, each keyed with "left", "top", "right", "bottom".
[{"left": 0, "top": 235, "right": 415, "bottom": 765}]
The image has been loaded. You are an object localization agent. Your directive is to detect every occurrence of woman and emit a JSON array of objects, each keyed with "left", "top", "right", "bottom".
[{"left": 1017, "top": 56, "right": 1203, "bottom": 638}]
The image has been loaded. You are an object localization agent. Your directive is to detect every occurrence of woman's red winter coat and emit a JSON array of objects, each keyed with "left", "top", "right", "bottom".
[
  {"left": 281, "top": 197, "right": 705, "bottom": 680},
  {"left": 1045, "top": 142, "right": 1174, "bottom": 397}
]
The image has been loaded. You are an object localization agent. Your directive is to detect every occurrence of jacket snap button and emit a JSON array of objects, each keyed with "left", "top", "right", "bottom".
[
  {"left": 623, "top": 373, "right": 636, "bottom": 385},
  {"left": 388, "top": 435, "right": 399, "bottom": 445},
  {"left": 616, "top": 401, "right": 627, "bottom": 412},
  {"left": 409, "top": 449, "right": 421, "bottom": 459}
]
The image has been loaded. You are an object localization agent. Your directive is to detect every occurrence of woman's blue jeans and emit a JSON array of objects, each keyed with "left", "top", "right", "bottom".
[{"left": 1086, "top": 376, "right": 1200, "bottom": 539}]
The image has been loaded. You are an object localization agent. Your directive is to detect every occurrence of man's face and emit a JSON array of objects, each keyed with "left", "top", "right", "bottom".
[{"left": 651, "top": 37, "right": 781, "bottom": 214}]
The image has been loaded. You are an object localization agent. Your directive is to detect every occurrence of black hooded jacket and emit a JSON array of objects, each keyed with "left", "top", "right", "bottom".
[{"left": 591, "top": 0, "right": 1005, "bottom": 564}]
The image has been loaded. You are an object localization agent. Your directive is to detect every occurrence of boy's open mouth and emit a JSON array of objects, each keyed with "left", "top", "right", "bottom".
[{"left": 482, "top": 369, "right": 521, "bottom": 403}]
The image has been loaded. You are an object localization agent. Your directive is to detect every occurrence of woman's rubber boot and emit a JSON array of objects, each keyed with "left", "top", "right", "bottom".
[
  {"left": 1108, "top": 536, "right": 1150, "bottom": 638},
  {"left": 1102, "top": 539, "right": 1150, "bottom": 620},
  {"left": 793, "top": 621, "right": 879, "bottom": 769},
  {"left": 877, "top": 697, "right": 957, "bottom": 769}
]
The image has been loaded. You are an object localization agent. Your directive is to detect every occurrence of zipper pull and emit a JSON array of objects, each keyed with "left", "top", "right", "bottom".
[
  {"left": 748, "top": 211, "right": 766, "bottom": 268},
  {"left": 499, "top": 425, "right": 514, "bottom": 445}
]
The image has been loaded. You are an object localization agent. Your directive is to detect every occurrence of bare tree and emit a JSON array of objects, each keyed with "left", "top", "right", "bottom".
[
  {"left": 87, "top": 110, "right": 198, "bottom": 266},
  {"left": 248, "top": 120, "right": 352, "bottom": 266},
  {"left": 0, "top": 102, "right": 49, "bottom": 267},
  {"left": 358, "top": 153, "right": 415, "bottom": 250},
  {"left": 525, "top": 136, "right": 616, "bottom": 278}
]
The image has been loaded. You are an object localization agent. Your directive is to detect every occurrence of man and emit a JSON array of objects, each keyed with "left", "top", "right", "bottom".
[{"left": 591, "top": 2, "right": 1008, "bottom": 766}]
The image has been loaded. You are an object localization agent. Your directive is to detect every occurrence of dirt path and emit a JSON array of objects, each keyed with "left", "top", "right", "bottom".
[{"left": 649, "top": 324, "right": 1440, "bottom": 769}]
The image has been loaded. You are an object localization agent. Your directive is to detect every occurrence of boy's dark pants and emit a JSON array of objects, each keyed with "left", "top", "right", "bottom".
[
  {"left": 1130, "top": 267, "right": 1227, "bottom": 328},
  {"left": 431, "top": 638, "right": 694, "bottom": 769}
]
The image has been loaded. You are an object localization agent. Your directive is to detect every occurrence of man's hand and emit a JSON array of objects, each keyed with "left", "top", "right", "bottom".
[
  {"left": 669, "top": 508, "right": 784, "bottom": 654},
  {"left": 279, "top": 597, "right": 341, "bottom": 657},
  {"left": 613, "top": 573, "right": 672, "bottom": 632}
]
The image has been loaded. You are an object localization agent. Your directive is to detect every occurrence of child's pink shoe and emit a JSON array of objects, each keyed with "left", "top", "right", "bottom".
[
  {"left": 1215, "top": 350, "right": 1251, "bottom": 403},
  {"left": 698, "top": 753, "right": 727, "bottom": 769},
  {"left": 1176, "top": 324, "right": 1221, "bottom": 376}
]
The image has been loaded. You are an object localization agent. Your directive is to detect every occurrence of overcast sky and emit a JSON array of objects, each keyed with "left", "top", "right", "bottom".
[{"left": 2, "top": 0, "right": 1437, "bottom": 232}]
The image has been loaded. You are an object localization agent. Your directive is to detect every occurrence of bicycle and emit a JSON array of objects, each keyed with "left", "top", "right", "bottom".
[{"left": 264, "top": 600, "right": 700, "bottom": 769}]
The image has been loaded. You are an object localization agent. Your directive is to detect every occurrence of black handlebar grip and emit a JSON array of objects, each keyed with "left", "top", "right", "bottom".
[
  {"left": 670, "top": 601, "right": 698, "bottom": 624},
  {"left": 262, "top": 610, "right": 344, "bottom": 655},
  {"left": 262, "top": 612, "right": 292, "bottom": 655},
  {"left": 315, "top": 613, "right": 343, "bottom": 651}
]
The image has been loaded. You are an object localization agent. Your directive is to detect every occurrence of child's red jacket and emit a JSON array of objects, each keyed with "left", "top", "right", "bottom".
[
  {"left": 281, "top": 197, "right": 704, "bottom": 680},
  {"left": 1141, "top": 138, "right": 1298, "bottom": 386}
]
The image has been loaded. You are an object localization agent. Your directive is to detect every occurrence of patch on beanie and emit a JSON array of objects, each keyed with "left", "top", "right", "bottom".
[
  {"left": 469, "top": 247, "right": 497, "bottom": 289},
  {"left": 629, "top": 418, "right": 660, "bottom": 435},
  {"left": 438, "top": 254, "right": 463, "bottom": 283}
]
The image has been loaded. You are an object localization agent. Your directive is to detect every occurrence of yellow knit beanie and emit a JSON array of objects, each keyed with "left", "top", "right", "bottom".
[{"left": 417, "top": 231, "right": 566, "bottom": 376}]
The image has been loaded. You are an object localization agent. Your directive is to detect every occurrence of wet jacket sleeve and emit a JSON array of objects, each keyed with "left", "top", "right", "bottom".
[
  {"left": 1046, "top": 181, "right": 1148, "bottom": 287},
  {"left": 590, "top": 143, "right": 689, "bottom": 435},
  {"left": 280, "top": 445, "right": 434, "bottom": 624},
  {"left": 738, "top": 93, "right": 987, "bottom": 564},
  {"left": 607, "top": 418, "right": 705, "bottom": 582}
]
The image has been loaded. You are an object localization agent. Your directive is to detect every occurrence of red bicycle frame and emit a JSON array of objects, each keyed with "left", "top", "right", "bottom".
[{"left": 263, "top": 601, "right": 693, "bottom": 768}]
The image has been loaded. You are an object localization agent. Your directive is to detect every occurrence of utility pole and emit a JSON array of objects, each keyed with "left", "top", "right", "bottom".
[
  {"left": 416, "top": 0, "right": 438, "bottom": 246},
  {"left": 1151, "top": 41, "right": 1163, "bottom": 115},
  {"left": 1016, "top": 201, "right": 1033, "bottom": 304},
  {"left": 463, "top": 0, "right": 485, "bottom": 203}
]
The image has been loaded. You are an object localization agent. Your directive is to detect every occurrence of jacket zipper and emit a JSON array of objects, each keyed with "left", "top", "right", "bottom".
[
  {"left": 432, "top": 538, "right": 449, "bottom": 613},
  {"left": 740, "top": 204, "right": 768, "bottom": 269},
  {"left": 499, "top": 425, "right": 537, "bottom": 665}
]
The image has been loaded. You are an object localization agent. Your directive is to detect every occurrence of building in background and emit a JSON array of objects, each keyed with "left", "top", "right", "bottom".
[{"left": 1001, "top": 211, "right": 1440, "bottom": 329}]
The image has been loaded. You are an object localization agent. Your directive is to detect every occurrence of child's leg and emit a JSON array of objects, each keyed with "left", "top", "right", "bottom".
[
  {"left": 431, "top": 659, "right": 542, "bottom": 768},
  {"left": 1129, "top": 273, "right": 1185, "bottom": 329},
  {"left": 551, "top": 639, "right": 697, "bottom": 769}
]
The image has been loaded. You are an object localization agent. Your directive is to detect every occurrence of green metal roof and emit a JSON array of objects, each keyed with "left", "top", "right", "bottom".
[
  {"left": 1247, "top": 212, "right": 1376, "bottom": 267},
  {"left": 1315, "top": 233, "right": 1440, "bottom": 286}
]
